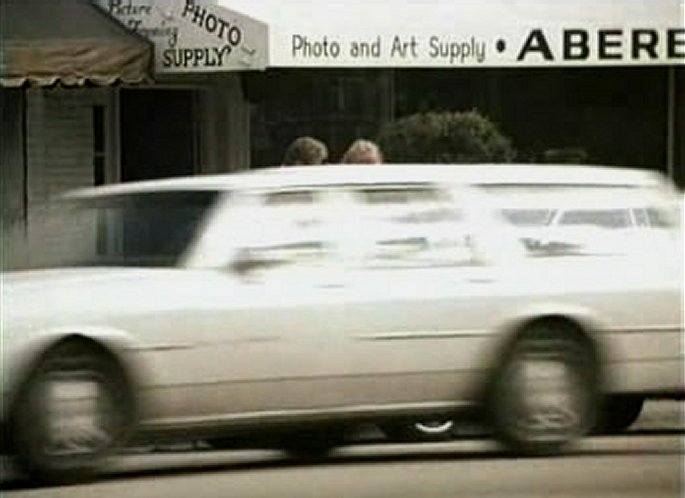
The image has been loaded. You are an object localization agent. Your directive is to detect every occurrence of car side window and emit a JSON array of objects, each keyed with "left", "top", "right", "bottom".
[
  {"left": 52, "top": 191, "right": 220, "bottom": 268},
  {"left": 558, "top": 209, "right": 632, "bottom": 229},
  {"left": 229, "top": 189, "right": 336, "bottom": 273},
  {"left": 501, "top": 208, "right": 555, "bottom": 226},
  {"left": 343, "top": 185, "right": 476, "bottom": 269}
]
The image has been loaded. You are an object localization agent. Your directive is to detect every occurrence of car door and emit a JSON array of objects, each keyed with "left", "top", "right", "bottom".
[
  {"left": 175, "top": 184, "right": 507, "bottom": 419},
  {"left": 304, "top": 184, "right": 517, "bottom": 411},
  {"left": 136, "top": 186, "right": 367, "bottom": 426}
]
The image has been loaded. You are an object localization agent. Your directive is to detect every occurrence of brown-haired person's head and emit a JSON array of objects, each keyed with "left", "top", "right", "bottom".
[
  {"left": 282, "top": 136, "right": 329, "bottom": 166},
  {"left": 341, "top": 139, "right": 384, "bottom": 164}
]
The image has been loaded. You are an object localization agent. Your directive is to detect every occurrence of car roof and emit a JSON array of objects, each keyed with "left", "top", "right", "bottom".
[
  {"left": 495, "top": 187, "right": 676, "bottom": 208},
  {"left": 63, "top": 163, "right": 671, "bottom": 199}
]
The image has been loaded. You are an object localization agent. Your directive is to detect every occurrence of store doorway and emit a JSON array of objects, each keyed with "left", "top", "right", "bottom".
[{"left": 120, "top": 89, "right": 197, "bottom": 182}]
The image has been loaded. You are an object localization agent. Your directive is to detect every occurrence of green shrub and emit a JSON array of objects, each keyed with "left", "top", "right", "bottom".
[{"left": 377, "top": 110, "right": 515, "bottom": 163}]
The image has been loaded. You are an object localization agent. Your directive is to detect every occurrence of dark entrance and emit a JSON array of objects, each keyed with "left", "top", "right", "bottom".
[{"left": 120, "top": 89, "right": 197, "bottom": 182}]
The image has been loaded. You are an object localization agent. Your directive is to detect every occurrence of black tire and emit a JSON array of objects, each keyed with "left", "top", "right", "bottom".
[
  {"left": 488, "top": 321, "right": 599, "bottom": 456},
  {"left": 595, "top": 396, "right": 644, "bottom": 434},
  {"left": 280, "top": 429, "right": 340, "bottom": 461},
  {"left": 11, "top": 340, "right": 133, "bottom": 483},
  {"left": 382, "top": 419, "right": 455, "bottom": 442}
]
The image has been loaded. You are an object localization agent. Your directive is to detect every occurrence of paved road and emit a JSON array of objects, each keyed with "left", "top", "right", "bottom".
[
  {"left": 3, "top": 401, "right": 682, "bottom": 497},
  {"left": 2, "top": 433, "right": 682, "bottom": 498}
]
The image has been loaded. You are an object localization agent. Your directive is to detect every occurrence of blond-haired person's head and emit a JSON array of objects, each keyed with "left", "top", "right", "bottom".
[
  {"left": 341, "top": 139, "right": 383, "bottom": 164},
  {"left": 282, "top": 136, "right": 328, "bottom": 166}
]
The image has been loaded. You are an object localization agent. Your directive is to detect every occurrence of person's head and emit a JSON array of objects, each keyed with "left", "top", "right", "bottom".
[
  {"left": 282, "top": 136, "right": 328, "bottom": 166},
  {"left": 341, "top": 139, "right": 384, "bottom": 164}
]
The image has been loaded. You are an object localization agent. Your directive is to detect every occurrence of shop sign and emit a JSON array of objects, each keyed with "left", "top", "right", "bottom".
[
  {"left": 267, "top": 9, "right": 684, "bottom": 69},
  {"left": 97, "top": 0, "right": 268, "bottom": 72},
  {"left": 272, "top": 27, "right": 685, "bottom": 67}
]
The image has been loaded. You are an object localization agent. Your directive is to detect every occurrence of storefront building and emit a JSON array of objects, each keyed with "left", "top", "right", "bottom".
[
  {"left": 1, "top": 0, "right": 683, "bottom": 268},
  {"left": 1, "top": 0, "right": 267, "bottom": 268},
  {"left": 232, "top": 0, "right": 684, "bottom": 187}
]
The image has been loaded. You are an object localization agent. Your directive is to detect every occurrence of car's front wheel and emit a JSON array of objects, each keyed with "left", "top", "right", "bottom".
[
  {"left": 488, "top": 321, "right": 599, "bottom": 456},
  {"left": 11, "top": 339, "right": 133, "bottom": 483}
]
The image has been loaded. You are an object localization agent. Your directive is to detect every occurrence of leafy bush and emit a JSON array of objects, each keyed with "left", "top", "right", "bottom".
[{"left": 377, "top": 110, "right": 515, "bottom": 163}]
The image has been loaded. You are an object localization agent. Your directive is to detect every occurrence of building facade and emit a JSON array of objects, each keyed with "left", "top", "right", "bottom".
[
  {"left": 1, "top": 0, "right": 683, "bottom": 269},
  {"left": 244, "top": 66, "right": 684, "bottom": 187},
  {"left": 1, "top": 0, "right": 263, "bottom": 268}
]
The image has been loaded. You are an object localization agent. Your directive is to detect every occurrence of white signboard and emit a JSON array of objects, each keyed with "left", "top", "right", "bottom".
[
  {"left": 273, "top": 27, "right": 685, "bottom": 68},
  {"left": 223, "top": 0, "right": 685, "bottom": 68},
  {"left": 97, "top": 0, "right": 268, "bottom": 72}
]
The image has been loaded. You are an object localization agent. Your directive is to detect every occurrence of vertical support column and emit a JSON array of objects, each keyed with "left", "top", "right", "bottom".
[
  {"left": 198, "top": 74, "right": 251, "bottom": 173},
  {"left": 488, "top": 68, "right": 503, "bottom": 124},
  {"left": 666, "top": 66, "right": 675, "bottom": 182},
  {"left": 109, "top": 87, "right": 121, "bottom": 184},
  {"left": 198, "top": 83, "right": 217, "bottom": 174},
  {"left": 21, "top": 89, "right": 28, "bottom": 234},
  {"left": 379, "top": 69, "right": 396, "bottom": 128},
  {"left": 25, "top": 88, "right": 47, "bottom": 207},
  {"left": 230, "top": 73, "right": 251, "bottom": 170},
  {"left": 0, "top": 88, "right": 28, "bottom": 269},
  {"left": 223, "top": 74, "right": 251, "bottom": 171}
]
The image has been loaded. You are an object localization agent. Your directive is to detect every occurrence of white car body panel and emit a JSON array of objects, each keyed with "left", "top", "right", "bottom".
[{"left": 2, "top": 164, "right": 683, "bottom": 436}]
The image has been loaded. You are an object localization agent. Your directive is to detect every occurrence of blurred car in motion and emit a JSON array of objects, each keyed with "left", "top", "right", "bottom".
[
  {"left": 493, "top": 186, "right": 682, "bottom": 434},
  {"left": 1, "top": 165, "right": 683, "bottom": 482},
  {"left": 398, "top": 165, "right": 682, "bottom": 441}
]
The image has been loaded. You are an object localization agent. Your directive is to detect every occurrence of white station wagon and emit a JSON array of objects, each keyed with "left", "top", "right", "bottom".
[{"left": 1, "top": 165, "right": 683, "bottom": 482}]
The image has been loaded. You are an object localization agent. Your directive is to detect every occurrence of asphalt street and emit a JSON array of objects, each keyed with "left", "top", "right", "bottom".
[
  {"left": 2, "top": 402, "right": 683, "bottom": 498},
  {"left": 2, "top": 434, "right": 682, "bottom": 498}
]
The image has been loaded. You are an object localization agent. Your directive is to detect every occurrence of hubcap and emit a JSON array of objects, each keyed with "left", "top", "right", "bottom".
[
  {"left": 40, "top": 371, "right": 113, "bottom": 456},
  {"left": 414, "top": 419, "right": 455, "bottom": 435},
  {"left": 509, "top": 351, "right": 582, "bottom": 440}
]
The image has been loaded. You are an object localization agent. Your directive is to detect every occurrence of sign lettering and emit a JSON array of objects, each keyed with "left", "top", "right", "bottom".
[
  {"left": 98, "top": 0, "right": 268, "bottom": 72},
  {"left": 517, "top": 28, "right": 685, "bottom": 62}
]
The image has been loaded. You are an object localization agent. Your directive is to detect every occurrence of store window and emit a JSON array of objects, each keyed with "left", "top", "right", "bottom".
[{"left": 248, "top": 69, "right": 392, "bottom": 167}]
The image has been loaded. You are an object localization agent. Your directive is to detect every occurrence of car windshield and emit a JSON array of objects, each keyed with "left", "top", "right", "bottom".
[{"left": 21, "top": 190, "right": 220, "bottom": 269}]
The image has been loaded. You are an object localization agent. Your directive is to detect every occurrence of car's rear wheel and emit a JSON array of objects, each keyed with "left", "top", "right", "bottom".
[
  {"left": 595, "top": 395, "right": 644, "bottom": 434},
  {"left": 488, "top": 321, "right": 598, "bottom": 456},
  {"left": 11, "top": 340, "right": 133, "bottom": 483}
]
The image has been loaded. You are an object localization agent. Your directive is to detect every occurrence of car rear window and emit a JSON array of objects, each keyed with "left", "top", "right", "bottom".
[{"left": 26, "top": 190, "right": 220, "bottom": 268}]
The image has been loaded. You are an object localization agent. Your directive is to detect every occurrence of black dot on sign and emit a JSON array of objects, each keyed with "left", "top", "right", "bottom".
[{"left": 496, "top": 39, "right": 506, "bottom": 52}]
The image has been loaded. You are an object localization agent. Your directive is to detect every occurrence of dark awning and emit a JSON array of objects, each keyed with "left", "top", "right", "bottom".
[{"left": 0, "top": 0, "right": 153, "bottom": 87}]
